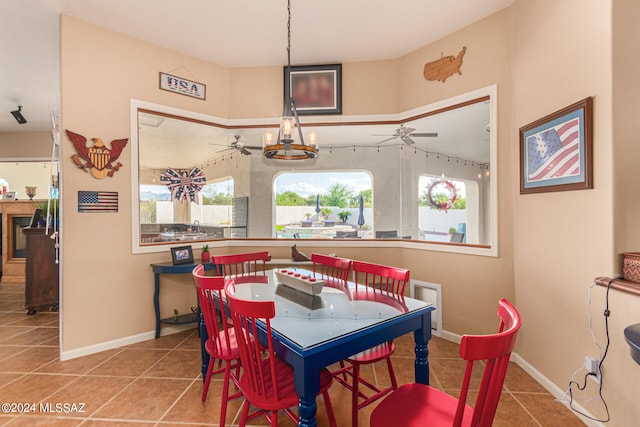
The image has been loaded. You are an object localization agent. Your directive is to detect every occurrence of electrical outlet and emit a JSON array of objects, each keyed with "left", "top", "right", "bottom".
[
  {"left": 584, "top": 355, "right": 598, "bottom": 373},
  {"left": 585, "top": 356, "right": 600, "bottom": 383}
]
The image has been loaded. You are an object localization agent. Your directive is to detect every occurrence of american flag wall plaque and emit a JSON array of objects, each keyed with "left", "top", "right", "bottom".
[
  {"left": 78, "top": 191, "right": 118, "bottom": 213},
  {"left": 519, "top": 97, "right": 593, "bottom": 194}
]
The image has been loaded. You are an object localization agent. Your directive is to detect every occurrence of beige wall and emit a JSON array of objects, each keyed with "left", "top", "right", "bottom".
[
  {"left": 60, "top": 15, "right": 230, "bottom": 351},
  {"left": 0, "top": 132, "right": 52, "bottom": 159},
  {"left": 398, "top": 8, "right": 514, "bottom": 334},
  {"left": 512, "top": 0, "right": 639, "bottom": 424},
  {"left": 609, "top": 0, "right": 640, "bottom": 424}
]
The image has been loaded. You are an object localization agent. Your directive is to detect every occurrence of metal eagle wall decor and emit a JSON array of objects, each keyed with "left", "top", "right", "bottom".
[{"left": 66, "top": 129, "right": 129, "bottom": 179}]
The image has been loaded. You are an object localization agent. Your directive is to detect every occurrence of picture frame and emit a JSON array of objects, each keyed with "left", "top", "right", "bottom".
[
  {"left": 520, "top": 97, "right": 593, "bottom": 194},
  {"left": 170, "top": 245, "right": 194, "bottom": 265},
  {"left": 2, "top": 191, "right": 16, "bottom": 200},
  {"left": 284, "top": 64, "right": 342, "bottom": 115}
]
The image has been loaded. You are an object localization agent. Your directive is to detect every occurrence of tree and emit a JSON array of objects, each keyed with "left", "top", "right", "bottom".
[
  {"left": 202, "top": 190, "right": 232, "bottom": 205},
  {"left": 322, "top": 183, "right": 355, "bottom": 208},
  {"left": 351, "top": 189, "right": 372, "bottom": 208},
  {"left": 276, "top": 191, "right": 306, "bottom": 206}
]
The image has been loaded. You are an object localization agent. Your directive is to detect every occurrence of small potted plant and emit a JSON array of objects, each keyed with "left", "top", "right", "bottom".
[
  {"left": 338, "top": 211, "right": 351, "bottom": 223},
  {"left": 201, "top": 244, "right": 210, "bottom": 263},
  {"left": 320, "top": 207, "right": 333, "bottom": 220}
]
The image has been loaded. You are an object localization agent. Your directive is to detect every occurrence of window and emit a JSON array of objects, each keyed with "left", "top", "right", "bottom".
[
  {"left": 418, "top": 176, "right": 469, "bottom": 243},
  {"left": 274, "top": 171, "right": 372, "bottom": 239},
  {"left": 140, "top": 184, "right": 173, "bottom": 224},
  {"left": 190, "top": 178, "right": 234, "bottom": 225}
]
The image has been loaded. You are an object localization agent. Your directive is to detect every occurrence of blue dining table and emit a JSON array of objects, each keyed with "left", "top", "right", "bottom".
[{"left": 201, "top": 268, "right": 435, "bottom": 427}]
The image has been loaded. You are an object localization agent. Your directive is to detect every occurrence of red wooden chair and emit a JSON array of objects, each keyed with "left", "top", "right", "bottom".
[
  {"left": 192, "top": 265, "right": 241, "bottom": 427},
  {"left": 224, "top": 281, "right": 337, "bottom": 427},
  {"left": 332, "top": 260, "right": 410, "bottom": 427},
  {"left": 213, "top": 251, "right": 270, "bottom": 278},
  {"left": 370, "top": 298, "right": 522, "bottom": 427},
  {"left": 311, "top": 253, "right": 352, "bottom": 292}
]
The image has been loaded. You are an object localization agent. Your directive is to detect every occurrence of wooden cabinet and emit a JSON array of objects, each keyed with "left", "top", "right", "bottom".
[
  {"left": 24, "top": 228, "right": 59, "bottom": 314},
  {"left": 0, "top": 200, "right": 36, "bottom": 284}
]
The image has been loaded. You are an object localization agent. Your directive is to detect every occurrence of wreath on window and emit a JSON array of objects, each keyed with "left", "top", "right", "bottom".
[{"left": 427, "top": 179, "right": 457, "bottom": 212}]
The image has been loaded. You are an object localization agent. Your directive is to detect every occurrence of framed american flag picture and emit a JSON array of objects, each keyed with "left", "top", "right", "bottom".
[{"left": 520, "top": 97, "right": 593, "bottom": 194}]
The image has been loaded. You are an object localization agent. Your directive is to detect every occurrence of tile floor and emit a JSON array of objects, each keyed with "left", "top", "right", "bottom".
[{"left": 0, "top": 281, "right": 586, "bottom": 426}]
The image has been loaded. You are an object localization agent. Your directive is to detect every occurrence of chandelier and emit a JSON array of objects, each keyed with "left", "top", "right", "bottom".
[{"left": 263, "top": 0, "right": 318, "bottom": 160}]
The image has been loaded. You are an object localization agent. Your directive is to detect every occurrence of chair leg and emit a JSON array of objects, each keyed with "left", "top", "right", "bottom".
[
  {"left": 386, "top": 357, "right": 398, "bottom": 389},
  {"left": 219, "top": 362, "right": 231, "bottom": 427},
  {"left": 270, "top": 410, "right": 278, "bottom": 427},
  {"left": 201, "top": 355, "right": 214, "bottom": 402},
  {"left": 339, "top": 359, "right": 348, "bottom": 382},
  {"left": 239, "top": 400, "right": 250, "bottom": 427},
  {"left": 352, "top": 364, "right": 360, "bottom": 427},
  {"left": 322, "top": 390, "right": 337, "bottom": 427}
]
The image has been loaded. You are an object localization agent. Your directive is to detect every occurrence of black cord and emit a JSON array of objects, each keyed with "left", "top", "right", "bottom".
[{"left": 567, "top": 279, "right": 612, "bottom": 422}]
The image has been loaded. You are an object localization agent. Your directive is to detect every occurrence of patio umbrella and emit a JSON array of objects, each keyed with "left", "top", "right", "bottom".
[
  {"left": 357, "top": 196, "right": 365, "bottom": 228},
  {"left": 315, "top": 194, "right": 321, "bottom": 215}
]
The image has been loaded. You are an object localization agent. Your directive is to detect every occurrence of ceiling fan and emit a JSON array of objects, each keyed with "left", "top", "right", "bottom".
[
  {"left": 210, "top": 135, "right": 261, "bottom": 156},
  {"left": 374, "top": 124, "right": 438, "bottom": 145}
]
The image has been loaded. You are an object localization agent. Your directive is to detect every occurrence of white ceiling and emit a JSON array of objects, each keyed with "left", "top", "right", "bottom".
[{"left": 0, "top": 0, "right": 512, "bottom": 132}]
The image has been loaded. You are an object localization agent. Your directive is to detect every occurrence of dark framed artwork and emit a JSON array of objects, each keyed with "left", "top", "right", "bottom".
[
  {"left": 284, "top": 64, "right": 342, "bottom": 115},
  {"left": 520, "top": 97, "right": 593, "bottom": 194},
  {"left": 171, "top": 245, "right": 194, "bottom": 265}
]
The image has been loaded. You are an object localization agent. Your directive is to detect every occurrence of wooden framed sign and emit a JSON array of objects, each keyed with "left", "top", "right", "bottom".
[{"left": 159, "top": 72, "right": 206, "bottom": 100}]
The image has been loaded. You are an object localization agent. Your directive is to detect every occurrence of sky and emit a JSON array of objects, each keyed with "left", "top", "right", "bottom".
[{"left": 274, "top": 171, "right": 372, "bottom": 197}]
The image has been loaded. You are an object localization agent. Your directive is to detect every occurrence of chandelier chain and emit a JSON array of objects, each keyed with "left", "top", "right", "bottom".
[{"left": 287, "top": 0, "right": 292, "bottom": 71}]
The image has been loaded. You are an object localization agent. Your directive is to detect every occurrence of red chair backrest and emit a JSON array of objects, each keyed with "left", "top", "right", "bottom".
[
  {"left": 192, "top": 265, "right": 236, "bottom": 359},
  {"left": 212, "top": 251, "right": 269, "bottom": 278},
  {"left": 311, "top": 253, "right": 352, "bottom": 290},
  {"left": 351, "top": 260, "right": 410, "bottom": 296},
  {"left": 454, "top": 298, "right": 522, "bottom": 427},
  {"left": 224, "top": 281, "right": 284, "bottom": 402}
]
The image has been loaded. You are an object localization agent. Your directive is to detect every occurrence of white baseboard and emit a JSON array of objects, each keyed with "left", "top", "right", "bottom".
[
  {"left": 440, "top": 329, "right": 462, "bottom": 344},
  {"left": 510, "top": 353, "right": 604, "bottom": 427},
  {"left": 59, "top": 324, "right": 196, "bottom": 361},
  {"left": 437, "top": 330, "right": 602, "bottom": 427}
]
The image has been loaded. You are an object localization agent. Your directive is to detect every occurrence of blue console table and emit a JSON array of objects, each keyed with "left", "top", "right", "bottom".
[{"left": 150, "top": 262, "right": 218, "bottom": 338}]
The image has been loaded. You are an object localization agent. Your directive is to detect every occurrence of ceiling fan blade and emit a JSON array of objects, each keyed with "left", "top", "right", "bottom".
[
  {"left": 240, "top": 147, "right": 252, "bottom": 155},
  {"left": 243, "top": 145, "right": 262, "bottom": 150},
  {"left": 401, "top": 135, "right": 415, "bottom": 145},
  {"left": 375, "top": 136, "right": 398, "bottom": 145},
  {"left": 410, "top": 132, "right": 438, "bottom": 137},
  {"left": 208, "top": 142, "right": 230, "bottom": 147},
  {"left": 400, "top": 126, "right": 416, "bottom": 134}
]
